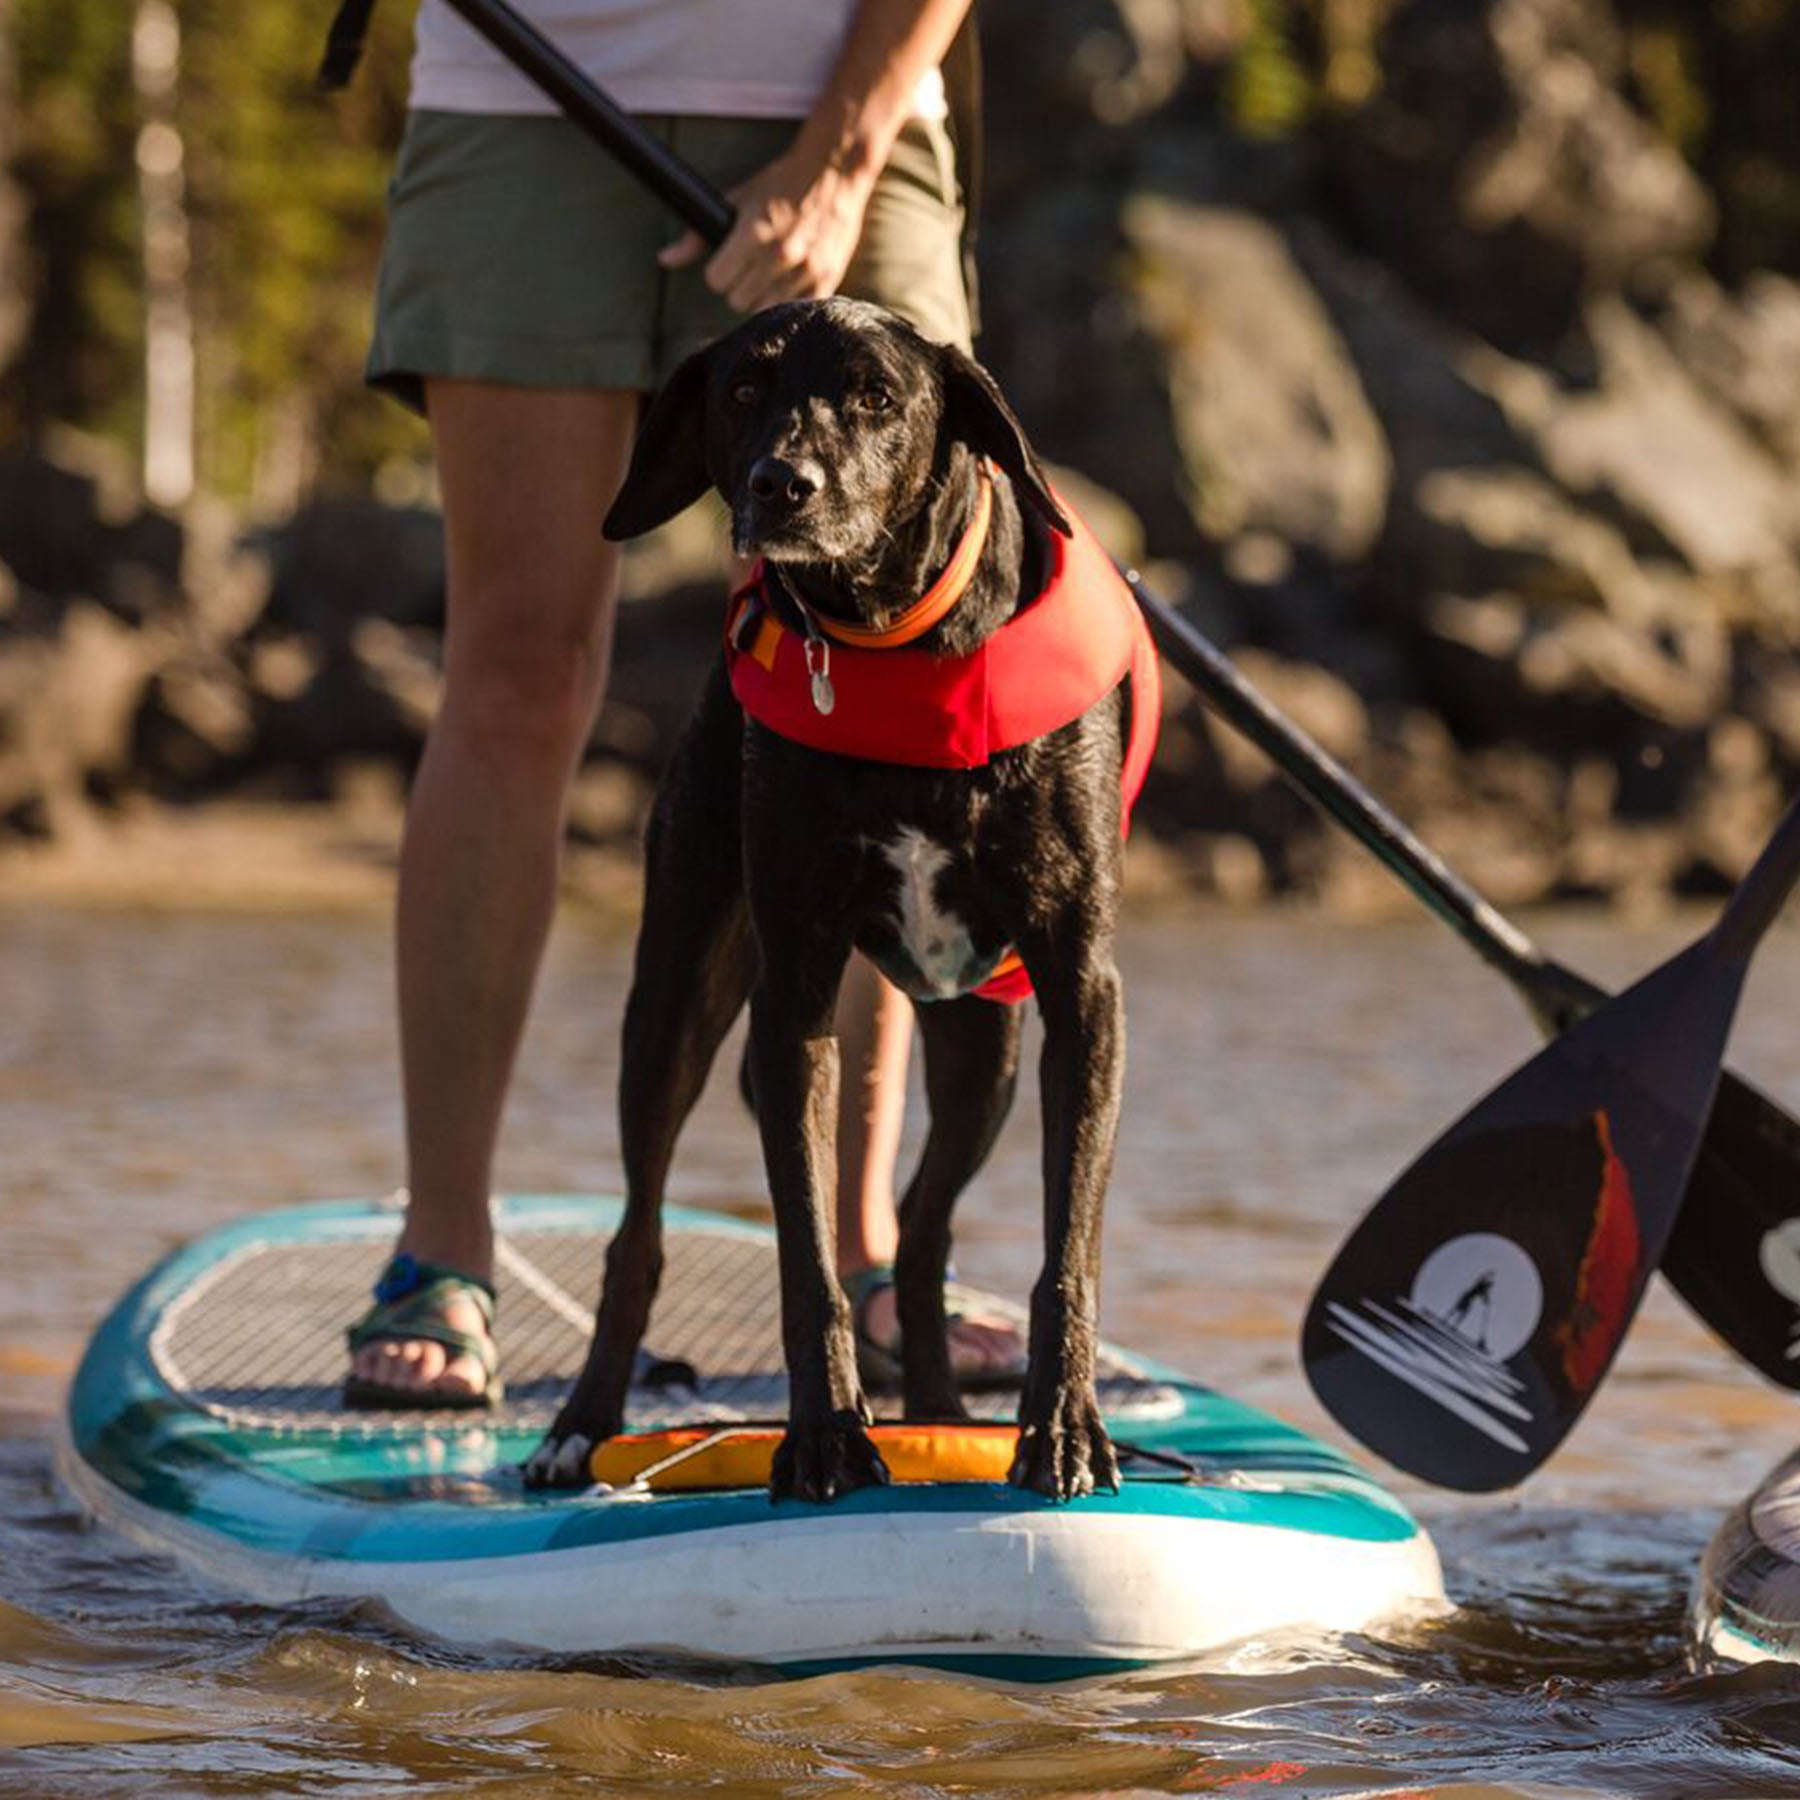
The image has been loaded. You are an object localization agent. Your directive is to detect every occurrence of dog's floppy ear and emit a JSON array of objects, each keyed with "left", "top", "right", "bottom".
[
  {"left": 603, "top": 345, "right": 718, "bottom": 541},
  {"left": 938, "top": 343, "right": 1072, "bottom": 537}
]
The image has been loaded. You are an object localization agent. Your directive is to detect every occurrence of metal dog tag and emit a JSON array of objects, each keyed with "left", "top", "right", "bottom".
[{"left": 804, "top": 639, "right": 835, "bottom": 715}]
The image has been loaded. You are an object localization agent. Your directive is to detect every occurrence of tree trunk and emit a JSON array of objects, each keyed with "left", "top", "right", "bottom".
[
  {"left": 0, "top": 0, "right": 30, "bottom": 380},
  {"left": 133, "top": 0, "right": 195, "bottom": 506}
]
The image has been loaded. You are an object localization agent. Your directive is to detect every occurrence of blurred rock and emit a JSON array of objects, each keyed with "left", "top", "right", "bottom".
[
  {"left": 1327, "top": 0, "right": 1712, "bottom": 349},
  {"left": 980, "top": 0, "right": 1186, "bottom": 191},
  {"left": 1474, "top": 298, "right": 1800, "bottom": 575},
  {"left": 135, "top": 656, "right": 257, "bottom": 788},
  {"left": 979, "top": 181, "right": 1194, "bottom": 544},
  {"left": 1655, "top": 272, "right": 1800, "bottom": 474},
  {"left": 1422, "top": 584, "right": 1726, "bottom": 742},
  {"left": 1614, "top": 0, "right": 1800, "bottom": 283},
  {"left": 257, "top": 498, "right": 444, "bottom": 645},
  {"left": 351, "top": 619, "right": 441, "bottom": 740},
  {"left": 0, "top": 446, "right": 184, "bottom": 620},
  {"left": 1292, "top": 228, "right": 1542, "bottom": 615},
  {"left": 0, "top": 587, "right": 161, "bottom": 836},
  {"left": 566, "top": 761, "right": 652, "bottom": 850},
  {"left": 1122, "top": 199, "right": 1390, "bottom": 565}
]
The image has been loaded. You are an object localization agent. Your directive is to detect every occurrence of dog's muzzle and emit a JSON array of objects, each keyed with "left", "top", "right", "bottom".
[
  {"left": 735, "top": 454, "right": 835, "bottom": 556},
  {"left": 748, "top": 455, "right": 824, "bottom": 509}
]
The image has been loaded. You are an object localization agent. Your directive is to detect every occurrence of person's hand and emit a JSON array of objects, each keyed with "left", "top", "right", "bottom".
[{"left": 659, "top": 141, "right": 878, "bottom": 314}]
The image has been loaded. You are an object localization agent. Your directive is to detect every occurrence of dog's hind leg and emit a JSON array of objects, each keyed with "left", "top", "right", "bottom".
[
  {"left": 893, "top": 994, "right": 1024, "bottom": 1422},
  {"left": 526, "top": 668, "right": 754, "bottom": 1487}
]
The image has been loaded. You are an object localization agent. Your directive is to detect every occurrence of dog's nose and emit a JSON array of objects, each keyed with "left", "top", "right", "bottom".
[{"left": 748, "top": 456, "right": 824, "bottom": 509}]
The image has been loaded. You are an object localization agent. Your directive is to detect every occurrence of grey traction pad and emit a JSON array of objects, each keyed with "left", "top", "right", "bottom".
[{"left": 155, "top": 1225, "right": 1180, "bottom": 1437}]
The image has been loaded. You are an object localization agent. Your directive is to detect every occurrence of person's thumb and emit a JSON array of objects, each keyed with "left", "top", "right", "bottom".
[{"left": 658, "top": 230, "right": 705, "bottom": 269}]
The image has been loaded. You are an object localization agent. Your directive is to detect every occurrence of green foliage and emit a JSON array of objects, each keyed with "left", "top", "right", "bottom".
[
  {"left": 9, "top": 0, "right": 141, "bottom": 444},
  {"left": 1615, "top": 0, "right": 1800, "bottom": 278},
  {"left": 1226, "top": 0, "right": 1312, "bottom": 141},
  {"left": 4, "top": 0, "right": 423, "bottom": 496},
  {"left": 1626, "top": 23, "right": 1709, "bottom": 156},
  {"left": 179, "top": 0, "right": 421, "bottom": 493}
]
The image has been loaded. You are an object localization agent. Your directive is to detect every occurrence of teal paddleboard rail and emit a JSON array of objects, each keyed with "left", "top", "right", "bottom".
[{"left": 67, "top": 1195, "right": 1424, "bottom": 1572}]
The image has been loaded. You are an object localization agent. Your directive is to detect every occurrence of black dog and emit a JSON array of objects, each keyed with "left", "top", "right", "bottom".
[{"left": 524, "top": 298, "right": 1156, "bottom": 1503}]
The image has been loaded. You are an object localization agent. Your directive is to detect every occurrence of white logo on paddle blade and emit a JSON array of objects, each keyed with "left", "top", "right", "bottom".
[
  {"left": 1412, "top": 1234, "right": 1543, "bottom": 1359},
  {"left": 1326, "top": 1233, "right": 1544, "bottom": 1452},
  {"left": 1756, "top": 1219, "right": 1800, "bottom": 1358}
]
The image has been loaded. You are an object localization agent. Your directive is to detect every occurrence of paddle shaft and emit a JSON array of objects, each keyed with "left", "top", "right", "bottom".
[{"left": 1709, "top": 790, "right": 1800, "bottom": 964}]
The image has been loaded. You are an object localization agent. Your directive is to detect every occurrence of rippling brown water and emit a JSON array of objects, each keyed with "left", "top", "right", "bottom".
[{"left": 7, "top": 900, "right": 1800, "bottom": 1797}]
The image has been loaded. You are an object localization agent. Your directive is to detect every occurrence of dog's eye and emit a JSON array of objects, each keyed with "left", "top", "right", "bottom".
[
  {"left": 728, "top": 379, "right": 759, "bottom": 407},
  {"left": 854, "top": 387, "right": 895, "bottom": 415}
]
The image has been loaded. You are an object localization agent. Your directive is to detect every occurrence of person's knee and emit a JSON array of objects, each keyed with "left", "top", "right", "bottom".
[{"left": 441, "top": 609, "right": 613, "bottom": 772}]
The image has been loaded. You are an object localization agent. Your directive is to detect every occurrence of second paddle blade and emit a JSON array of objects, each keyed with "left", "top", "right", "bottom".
[{"left": 1303, "top": 936, "right": 1746, "bottom": 1492}]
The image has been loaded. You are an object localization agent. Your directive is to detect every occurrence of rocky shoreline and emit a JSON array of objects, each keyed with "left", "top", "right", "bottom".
[{"left": 5, "top": 0, "right": 1800, "bottom": 916}]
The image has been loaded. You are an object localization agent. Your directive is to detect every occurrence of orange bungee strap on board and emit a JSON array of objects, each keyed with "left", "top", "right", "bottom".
[{"left": 589, "top": 1424, "right": 1022, "bottom": 1492}]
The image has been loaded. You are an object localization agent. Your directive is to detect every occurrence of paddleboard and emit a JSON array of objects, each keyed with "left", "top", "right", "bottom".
[
  {"left": 1693, "top": 1447, "right": 1800, "bottom": 1667},
  {"left": 61, "top": 1194, "right": 1445, "bottom": 1678}
]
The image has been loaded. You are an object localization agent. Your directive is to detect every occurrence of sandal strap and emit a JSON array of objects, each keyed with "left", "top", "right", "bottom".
[
  {"left": 373, "top": 1250, "right": 495, "bottom": 1310},
  {"left": 842, "top": 1263, "right": 969, "bottom": 1309},
  {"left": 346, "top": 1255, "right": 498, "bottom": 1374},
  {"left": 843, "top": 1262, "right": 975, "bottom": 1348},
  {"left": 841, "top": 1263, "right": 896, "bottom": 1317}
]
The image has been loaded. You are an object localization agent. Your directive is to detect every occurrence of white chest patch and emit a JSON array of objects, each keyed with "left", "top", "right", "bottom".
[{"left": 880, "top": 829, "right": 980, "bottom": 1000}]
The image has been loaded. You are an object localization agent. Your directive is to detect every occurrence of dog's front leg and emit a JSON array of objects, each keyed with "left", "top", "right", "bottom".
[
  {"left": 1011, "top": 938, "right": 1125, "bottom": 1502},
  {"left": 749, "top": 974, "right": 890, "bottom": 1504}
]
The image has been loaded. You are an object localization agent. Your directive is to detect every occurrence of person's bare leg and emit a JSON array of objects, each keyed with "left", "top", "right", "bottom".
[
  {"left": 833, "top": 956, "right": 909, "bottom": 1274},
  {"left": 351, "top": 381, "right": 640, "bottom": 1401},
  {"left": 833, "top": 961, "right": 1025, "bottom": 1379}
]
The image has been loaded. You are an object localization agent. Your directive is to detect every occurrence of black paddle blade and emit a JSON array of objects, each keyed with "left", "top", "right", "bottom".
[
  {"left": 1525, "top": 954, "right": 1800, "bottom": 1391},
  {"left": 1662, "top": 1075, "right": 1800, "bottom": 1388},
  {"left": 1304, "top": 937, "right": 1747, "bottom": 1491}
]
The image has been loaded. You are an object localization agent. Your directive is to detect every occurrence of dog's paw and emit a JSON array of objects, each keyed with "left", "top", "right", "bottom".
[
  {"left": 523, "top": 1386, "right": 627, "bottom": 1490},
  {"left": 1009, "top": 1387, "right": 1120, "bottom": 1501},
  {"left": 770, "top": 1412, "right": 891, "bottom": 1503},
  {"left": 521, "top": 1430, "right": 596, "bottom": 1489}
]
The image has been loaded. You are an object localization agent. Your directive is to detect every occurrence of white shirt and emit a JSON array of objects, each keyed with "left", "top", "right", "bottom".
[{"left": 409, "top": 0, "right": 945, "bottom": 120}]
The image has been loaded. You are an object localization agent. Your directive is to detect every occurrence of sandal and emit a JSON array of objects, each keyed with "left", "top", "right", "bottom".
[
  {"left": 845, "top": 1263, "right": 1029, "bottom": 1395},
  {"left": 343, "top": 1251, "right": 504, "bottom": 1410}
]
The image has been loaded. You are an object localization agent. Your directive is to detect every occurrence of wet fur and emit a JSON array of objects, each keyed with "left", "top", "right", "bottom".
[{"left": 524, "top": 300, "right": 1128, "bottom": 1503}]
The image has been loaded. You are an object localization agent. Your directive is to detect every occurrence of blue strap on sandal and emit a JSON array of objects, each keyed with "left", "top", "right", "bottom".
[{"left": 343, "top": 1251, "right": 503, "bottom": 1411}]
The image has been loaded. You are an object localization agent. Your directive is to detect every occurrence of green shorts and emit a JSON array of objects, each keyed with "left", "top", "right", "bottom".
[{"left": 367, "top": 110, "right": 971, "bottom": 412}]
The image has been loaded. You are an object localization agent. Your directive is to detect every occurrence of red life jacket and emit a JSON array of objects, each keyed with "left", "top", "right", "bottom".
[{"left": 725, "top": 491, "right": 1161, "bottom": 1004}]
